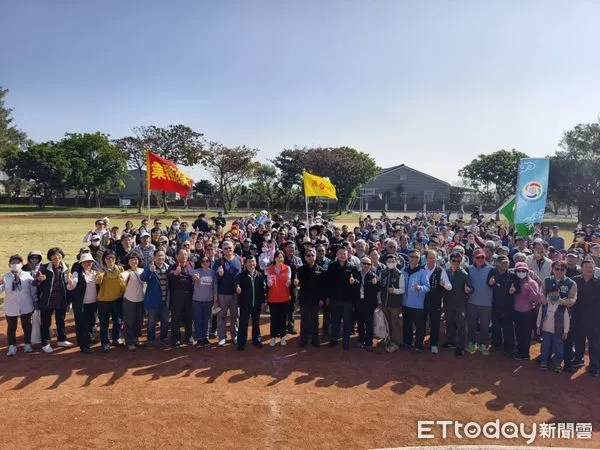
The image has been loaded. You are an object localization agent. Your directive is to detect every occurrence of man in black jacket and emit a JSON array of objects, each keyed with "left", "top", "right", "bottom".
[
  {"left": 572, "top": 260, "right": 600, "bottom": 375},
  {"left": 168, "top": 248, "right": 194, "bottom": 347},
  {"left": 234, "top": 256, "right": 267, "bottom": 350},
  {"left": 296, "top": 249, "right": 327, "bottom": 348},
  {"left": 326, "top": 248, "right": 360, "bottom": 349},
  {"left": 355, "top": 257, "right": 380, "bottom": 351},
  {"left": 488, "top": 255, "right": 517, "bottom": 356}
]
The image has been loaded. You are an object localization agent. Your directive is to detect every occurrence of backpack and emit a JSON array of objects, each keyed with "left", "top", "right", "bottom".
[{"left": 373, "top": 307, "right": 389, "bottom": 341}]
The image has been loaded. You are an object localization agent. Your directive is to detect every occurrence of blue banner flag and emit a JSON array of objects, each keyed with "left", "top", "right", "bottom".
[{"left": 514, "top": 158, "right": 550, "bottom": 237}]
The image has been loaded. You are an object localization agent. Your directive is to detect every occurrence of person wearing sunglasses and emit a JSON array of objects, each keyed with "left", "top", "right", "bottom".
[
  {"left": 539, "top": 260, "right": 578, "bottom": 371},
  {"left": 296, "top": 249, "right": 327, "bottom": 348},
  {"left": 443, "top": 251, "right": 473, "bottom": 356},
  {"left": 465, "top": 248, "right": 494, "bottom": 355},
  {"left": 354, "top": 257, "right": 380, "bottom": 351},
  {"left": 511, "top": 262, "right": 540, "bottom": 361}
]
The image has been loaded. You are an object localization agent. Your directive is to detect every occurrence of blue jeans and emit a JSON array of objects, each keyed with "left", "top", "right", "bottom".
[
  {"left": 540, "top": 331, "right": 564, "bottom": 369},
  {"left": 330, "top": 301, "right": 353, "bottom": 345},
  {"left": 147, "top": 303, "right": 169, "bottom": 342},
  {"left": 192, "top": 301, "right": 212, "bottom": 340},
  {"left": 98, "top": 300, "right": 122, "bottom": 346}
]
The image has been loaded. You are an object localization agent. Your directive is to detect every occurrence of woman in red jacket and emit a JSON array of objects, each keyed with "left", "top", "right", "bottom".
[{"left": 266, "top": 250, "right": 291, "bottom": 347}]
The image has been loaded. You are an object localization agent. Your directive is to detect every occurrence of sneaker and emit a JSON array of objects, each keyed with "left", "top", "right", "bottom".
[
  {"left": 327, "top": 341, "right": 338, "bottom": 348},
  {"left": 217, "top": 339, "right": 226, "bottom": 347},
  {"left": 7, "top": 345, "right": 17, "bottom": 356},
  {"left": 269, "top": 338, "right": 276, "bottom": 347},
  {"left": 160, "top": 338, "right": 169, "bottom": 346},
  {"left": 57, "top": 340, "right": 74, "bottom": 348},
  {"left": 209, "top": 332, "right": 216, "bottom": 339},
  {"left": 553, "top": 366, "right": 562, "bottom": 373},
  {"left": 442, "top": 342, "right": 456, "bottom": 349},
  {"left": 280, "top": 336, "right": 287, "bottom": 346},
  {"left": 233, "top": 337, "right": 238, "bottom": 345},
  {"left": 188, "top": 337, "right": 195, "bottom": 346},
  {"left": 454, "top": 348, "right": 465, "bottom": 356},
  {"left": 540, "top": 362, "right": 548, "bottom": 371},
  {"left": 466, "top": 342, "right": 478, "bottom": 354},
  {"left": 172, "top": 341, "right": 181, "bottom": 348},
  {"left": 195, "top": 340, "right": 203, "bottom": 349},
  {"left": 480, "top": 344, "right": 490, "bottom": 356},
  {"left": 571, "top": 360, "right": 585, "bottom": 368},
  {"left": 127, "top": 345, "right": 136, "bottom": 351},
  {"left": 23, "top": 344, "right": 33, "bottom": 353},
  {"left": 288, "top": 328, "right": 298, "bottom": 335},
  {"left": 42, "top": 344, "right": 53, "bottom": 353},
  {"left": 431, "top": 345, "right": 439, "bottom": 354},
  {"left": 513, "top": 355, "right": 526, "bottom": 361},
  {"left": 414, "top": 346, "right": 423, "bottom": 353},
  {"left": 102, "top": 344, "right": 111, "bottom": 353},
  {"left": 356, "top": 342, "right": 366, "bottom": 349}
]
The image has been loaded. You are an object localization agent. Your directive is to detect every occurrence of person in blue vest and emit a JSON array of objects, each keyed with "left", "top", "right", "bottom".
[
  {"left": 539, "top": 260, "right": 577, "bottom": 371},
  {"left": 402, "top": 249, "right": 431, "bottom": 352}
]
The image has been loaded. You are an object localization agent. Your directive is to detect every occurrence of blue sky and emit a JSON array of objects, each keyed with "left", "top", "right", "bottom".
[{"left": 2, "top": 0, "right": 600, "bottom": 184}]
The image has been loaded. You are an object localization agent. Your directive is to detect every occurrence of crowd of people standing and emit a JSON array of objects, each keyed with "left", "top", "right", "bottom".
[{"left": 2, "top": 210, "right": 599, "bottom": 377}]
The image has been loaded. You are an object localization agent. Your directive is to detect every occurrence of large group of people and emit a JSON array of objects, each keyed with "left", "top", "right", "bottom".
[{"left": 2, "top": 209, "right": 599, "bottom": 377}]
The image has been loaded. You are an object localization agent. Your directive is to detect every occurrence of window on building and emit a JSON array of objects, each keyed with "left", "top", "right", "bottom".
[
  {"left": 399, "top": 174, "right": 407, "bottom": 181},
  {"left": 424, "top": 190, "right": 434, "bottom": 203}
]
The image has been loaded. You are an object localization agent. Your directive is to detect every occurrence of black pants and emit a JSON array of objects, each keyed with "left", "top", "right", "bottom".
[
  {"left": 491, "top": 306, "right": 515, "bottom": 353},
  {"left": 238, "top": 306, "right": 261, "bottom": 347},
  {"left": 170, "top": 294, "right": 192, "bottom": 345},
  {"left": 286, "top": 298, "right": 296, "bottom": 332},
  {"left": 321, "top": 301, "right": 331, "bottom": 337},
  {"left": 445, "top": 304, "right": 466, "bottom": 350},
  {"left": 563, "top": 321, "right": 576, "bottom": 368},
  {"left": 73, "top": 302, "right": 97, "bottom": 350},
  {"left": 356, "top": 300, "right": 376, "bottom": 347},
  {"left": 123, "top": 299, "right": 145, "bottom": 346},
  {"left": 210, "top": 314, "right": 217, "bottom": 335},
  {"left": 41, "top": 307, "right": 67, "bottom": 345},
  {"left": 269, "top": 302, "right": 289, "bottom": 338},
  {"left": 403, "top": 306, "right": 425, "bottom": 348},
  {"left": 300, "top": 303, "right": 320, "bottom": 344},
  {"left": 98, "top": 300, "right": 122, "bottom": 346},
  {"left": 6, "top": 313, "right": 32, "bottom": 346},
  {"left": 330, "top": 301, "right": 353, "bottom": 345},
  {"left": 425, "top": 308, "right": 441, "bottom": 347},
  {"left": 514, "top": 310, "right": 535, "bottom": 358}
]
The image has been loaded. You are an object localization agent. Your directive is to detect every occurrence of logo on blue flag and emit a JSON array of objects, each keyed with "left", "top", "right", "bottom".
[{"left": 515, "top": 158, "right": 550, "bottom": 236}]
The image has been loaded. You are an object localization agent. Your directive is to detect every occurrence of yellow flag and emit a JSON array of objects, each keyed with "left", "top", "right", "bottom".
[{"left": 303, "top": 171, "right": 337, "bottom": 199}]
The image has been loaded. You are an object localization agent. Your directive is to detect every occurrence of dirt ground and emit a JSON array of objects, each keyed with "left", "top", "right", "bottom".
[{"left": 0, "top": 313, "right": 598, "bottom": 450}]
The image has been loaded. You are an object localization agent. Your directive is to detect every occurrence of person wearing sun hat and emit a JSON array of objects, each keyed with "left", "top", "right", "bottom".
[
  {"left": 66, "top": 252, "right": 98, "bottom": 353},
  {"left": 1, "top": 254, "right": 36, "bottom": 356}
]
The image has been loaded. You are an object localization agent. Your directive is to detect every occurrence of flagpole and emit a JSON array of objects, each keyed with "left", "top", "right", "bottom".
[
  {"left": 305, "top": 194, "right": 309, "bottom": 223},
  {"left": 146, "top": 150, "right": 151, "bottom": 222}
]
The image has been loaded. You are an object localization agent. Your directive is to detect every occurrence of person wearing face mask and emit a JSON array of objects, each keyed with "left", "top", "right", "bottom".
[
  {"left": 379, "top": 254, "right": 405, "bottom": 352},
  {"left": 402, "top": 250, "right": 431, "bottom": 352},
  {"left": 512, "top": 262, "right": 540, "bottom": 361},
  {"left": 23, "top": 250, "right": 43, "bottom": 274},
  {"left": 1, "top": 255, "right": 36, "bottom": 356},
  {"left": 536, "top": 285, "right": 570, "bottom": 372}
]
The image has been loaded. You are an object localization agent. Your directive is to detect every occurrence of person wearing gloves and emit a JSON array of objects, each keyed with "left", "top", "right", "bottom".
[
  {"left": 423, "top": 250, "right": 452, "bottom": 354},
  {"left": 355, "top": 256, "right": 380, "bottom": 351},
  {"left": 32, "top": 247, "right": 74, "bottom": 353},
  {"left": 512, "top": 262, "right": 540, "bottom": 361},
  {"left": 1, "top": 255, "right": 36, "bottom": 356},
  {"left": 66, "top": 252, "right": 98, "bottom": 353},
  {"left": 234, "top": 256, "right": 267, "bottom": 351},
  {"left": 120, "top": 253, "right": 145, "bottom": 351},
  {"left": 379, "top": 254, "right": 405, "bottom": 352},
  {"left": 402, "top": 250, "right": 431, "bottom": 352}
]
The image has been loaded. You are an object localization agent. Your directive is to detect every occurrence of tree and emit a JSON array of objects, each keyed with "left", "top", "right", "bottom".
[
  {"left": 113, "top": 135, "right": 146, "bottom": 212},
  {"left": 248, "top": 163, "right": 278, "bottom": 209},
  {"left": 458, "top": 149, "right": 529, "bottom": 218},
  {"left": 0, "top": 87, "right": 28, "bottom": 200},
  {"left": 3, "top": 142, "right": 71, "bottom": 207},
  {"left": 271, "top": 149, "right": 305, "bottom": 211},
  {"left": 204, "top": 142, "right": 259, "bottom": 213},
  {"left": 115, "top": 125, "right": 205, "bottom": 212},
  {"left": 550, "top": 120, "right": 600, "bottom": 224},
  {"left": 193, "top": 179, "right": 216, "bottom": 208},
  {"left": 448, "top": 186, "right": 467, "bottom": 210},
  {"left": 61, "top": 132, "right": 128, "bottom": 207}
]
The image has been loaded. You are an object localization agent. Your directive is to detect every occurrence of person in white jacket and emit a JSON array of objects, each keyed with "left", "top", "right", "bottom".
[
  {"left": 526, "top": 238, "right": 553, "bottom": 282},
  {"left": 0, "top": 255, "right": 36, "bottom": 356}
]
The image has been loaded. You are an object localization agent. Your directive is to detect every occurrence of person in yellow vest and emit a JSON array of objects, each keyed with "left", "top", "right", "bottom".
[{"left": 96, "top": 250, "right": 125, "bottom": 352}]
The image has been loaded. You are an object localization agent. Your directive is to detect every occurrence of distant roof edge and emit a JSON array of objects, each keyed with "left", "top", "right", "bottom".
[{"left": 378, "top": 164, "right": 451, "bottom": 186}]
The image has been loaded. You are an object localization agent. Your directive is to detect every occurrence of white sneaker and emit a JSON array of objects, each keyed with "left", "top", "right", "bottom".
[
  {"left": 57, "top": 340, "right": 74, "bottom": 348},
  {"left": 42, "top": 344, "right": 53, "bottom": 353},
  {"left": 217, "top": 339, "right": 226, "bottom": 347},
  {"left": 7, "top": 345, "right": 17, "bottom": 356},
  {"left": 233, "top": 336, "right": 238, "bottom": 345},
  {"left": 280, "top": 336, "right": 287, "bottom": 346},
  {"left": 269, "top": 338, "right": 276, "bottom": 347},
  {"left": 23, "top": 344, "right": 33, "bottom": 353},
  {"left": 431, "top": 345, "right": 438, "bottom": 354}
]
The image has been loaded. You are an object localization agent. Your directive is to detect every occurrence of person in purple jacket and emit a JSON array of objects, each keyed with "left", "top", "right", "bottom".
[{"left": 512, "top": 262, "right": 540, "bottom": 361}]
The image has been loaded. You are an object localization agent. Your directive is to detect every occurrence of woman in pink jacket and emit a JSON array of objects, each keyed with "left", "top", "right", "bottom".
[{"left": 512, "top": 262, "right": 540, "bottom": 361}]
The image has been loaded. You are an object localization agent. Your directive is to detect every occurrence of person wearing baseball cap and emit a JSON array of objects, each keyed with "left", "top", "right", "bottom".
[
  {"left": 466, "top": 248, "right": 494, "bottom": 355},
  {"left": 566, "top": 251, "right": 582, "bottom": 279},
  {"left": 569, "top": 231, "right": 590, "bottom": 254},
  {"left": 133, "top": 230, "right": 156, "bottom": 269},
  {"left": 1, "top": 254, "right": 36, "bottom": 356},
  {"left": 547, "top": 226, "right": 564, "bottom": 250}
]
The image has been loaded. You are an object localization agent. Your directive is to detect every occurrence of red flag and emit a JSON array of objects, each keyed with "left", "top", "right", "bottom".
[{"left": 146, "top": 151, "right": 193, "bottom": 197}]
